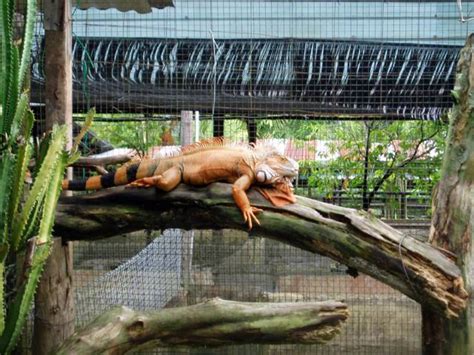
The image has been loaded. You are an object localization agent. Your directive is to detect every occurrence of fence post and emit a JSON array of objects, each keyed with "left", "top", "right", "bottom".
[
  {"left": 180, "top": 111, "right": 195, "bottom": 304},
  {"left": 33, "top": 0, "right": 75, "bottom": 353},
  {"left": 32, "top": 239, "right": 74, "bottom": 354}
]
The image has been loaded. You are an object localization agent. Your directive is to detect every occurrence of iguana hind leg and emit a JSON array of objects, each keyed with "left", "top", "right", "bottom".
[{"left": 129, "top": 166, "right": 181, "bottom": 192}]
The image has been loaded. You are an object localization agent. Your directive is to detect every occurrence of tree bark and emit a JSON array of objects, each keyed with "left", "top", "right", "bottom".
[
  {"left": 73, "top": 153, "right": 133, "bottom": 167},
  {"left": 422, "top": 35, "right": 474, "bottom": 354},
  {"left": 55, "top": 298, "right": 348, "bottom": 354},
  {"left": 54, "top": 182, "right": 468, "bottom": 318},
  {"left": 35, "top": 0, "right": 75, "bottom": 353},
  {"left": 32, "top": 239, "right": 74, "bottom": 355}
]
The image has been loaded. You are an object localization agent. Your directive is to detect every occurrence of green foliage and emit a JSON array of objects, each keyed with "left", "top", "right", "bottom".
[
  {"left": 88, "top": 116, "right": 246, "bottom": 155},
  {"left": 298, "top": 120, "right": 447, "bottom": 214},
  {"left": 0, "top": 0, "right": 70, "bottom": 352},
  {"left": 257, "top": 119, "right": 323, "bottom": 140},
  {"left": 91, "top": 119, "right": 172, "bottom": 156}
]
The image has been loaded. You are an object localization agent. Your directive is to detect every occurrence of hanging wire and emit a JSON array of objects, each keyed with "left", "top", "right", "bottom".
[{"left": 457, "top": 0, "right": 474, "bottom": 23}]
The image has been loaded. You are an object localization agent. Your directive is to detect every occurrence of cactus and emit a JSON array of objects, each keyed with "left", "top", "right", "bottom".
[{"left": 0, "top": 0, "right": 70, "bottom": 352}]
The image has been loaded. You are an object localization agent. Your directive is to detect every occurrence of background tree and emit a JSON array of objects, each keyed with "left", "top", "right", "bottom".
[{"left": 296, "top": 120, "right": 447, "bottom": 215}]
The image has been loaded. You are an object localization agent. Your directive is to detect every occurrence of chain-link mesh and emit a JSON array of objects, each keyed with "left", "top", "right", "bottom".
[
  {"left": 23, "top": 1, "right": 474, "bottom": 353},
  {"left": 73, "top": 227, "right": 426, "bottom": 354}
]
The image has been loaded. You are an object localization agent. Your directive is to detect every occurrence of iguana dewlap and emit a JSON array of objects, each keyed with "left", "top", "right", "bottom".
[{"left": 62, "top": 138, "right": 299, "bottom": 229}]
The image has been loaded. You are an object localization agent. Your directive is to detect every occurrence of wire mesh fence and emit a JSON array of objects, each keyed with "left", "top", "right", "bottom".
[
  {"left": 25, "top": 0, "right": 474, "bottom": 353},
  {"left": 73, "top": 228, "right": 426, "bottom": 354}
]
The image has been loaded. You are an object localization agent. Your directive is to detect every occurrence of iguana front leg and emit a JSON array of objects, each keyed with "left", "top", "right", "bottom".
[
  {"left": 232, "top": 175, "right": 263, "bottom": 229},
  {"left": 129, "top": 166, "right": 182, "bottom": 192}
]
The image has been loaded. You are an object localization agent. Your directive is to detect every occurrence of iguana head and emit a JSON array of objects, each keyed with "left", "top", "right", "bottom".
[{"left": 255, "top": 151, "right": 299, "bottom": 188}]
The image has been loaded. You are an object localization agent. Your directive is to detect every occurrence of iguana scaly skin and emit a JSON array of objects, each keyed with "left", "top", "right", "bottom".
[{"left": 62, "top": 138, "right": 299, "bottom": 229}]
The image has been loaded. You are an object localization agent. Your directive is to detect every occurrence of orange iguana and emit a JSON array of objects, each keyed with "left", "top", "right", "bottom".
[{"left": 62, "top": 138, "right": 299, "bottom": 229}]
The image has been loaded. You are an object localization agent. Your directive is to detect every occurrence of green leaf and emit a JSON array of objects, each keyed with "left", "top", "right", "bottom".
[
  {"left": 17, "top": 0, "right": 37, "bottom": 93},
  {"left": 0, "top": 126, "right": 66, "bottom": 351},
  {"left": 0, "top": 263, "right": 4, "bottom": 337},
  {"left": 0, "top": 243, "right": 50, "bottom": 353},
  {"left": 11, "top": 126, "right": 67, "bottom": 249},
  {"left": 66, "top": 150, "right": 81, "bottom": 166},
  {"left": 7, "top": 142, "right": 32, "bottom": 233},
  {"left": 71, "top": 107, "right": 95, "bottom": 154},
  {"left": 9, "top": 92, "right": 29, "bottom": 143},
  {"left": 0, "top": 127, "right": 65, "bottom": 352},
  {"left": 3, "top": 45, "right": 19, "bottom": 134},
  {"left": 37, "top": 151, "right": 67, "bottom": 244},
  {"left": 0, "top": 152, "right": 15, "bottom": 244},
  {"left": 0, "top": 0, "right": 14, "bottom": 134}
]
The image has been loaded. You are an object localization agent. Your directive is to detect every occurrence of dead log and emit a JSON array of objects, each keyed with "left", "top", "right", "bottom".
[
  {"left": 55, "top": 298, "right": 348, "bottom": 354},
  {"left": 54, "top": 183, "right": 468, "bottom": 318}
]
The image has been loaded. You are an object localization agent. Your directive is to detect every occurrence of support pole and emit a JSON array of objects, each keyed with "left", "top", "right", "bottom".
[
  {"left": 247, "top": 117, "right": 257, "bottom": 144},
  {"left": 213, "top": 116, "right": 224, "bottom": 138},
  {"left": 195, "top": 111, "right": 200, "bottom": 142},
  {"left": 180, "top": 110, "right": 193, "bottom": 146},
  {"left": 180, "top": 111, "right": 195, "bottom": 304},
  {"left": 33, "top": 0, "right": 75, "bottom": 353},
  {"left": 32, "top": 239, "right": 74, "bottom": 354}
]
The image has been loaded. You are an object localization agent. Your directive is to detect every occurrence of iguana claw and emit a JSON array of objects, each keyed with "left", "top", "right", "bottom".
[
  {"left": 128, "top": 177, "right": 160, "bottom": 188},
  {"left": 242, "top": 206, "right": 263, "bottom": 230}
]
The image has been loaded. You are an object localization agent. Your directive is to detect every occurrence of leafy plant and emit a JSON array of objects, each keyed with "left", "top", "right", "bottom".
[
  {"left": 302, "top": 120, "right": 447, "bottom": 214},
  {"left": 0, "top": 0, "right": 70, "bottom": 352}
]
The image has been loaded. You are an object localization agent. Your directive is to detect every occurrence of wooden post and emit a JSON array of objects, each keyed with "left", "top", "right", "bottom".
[
  {"left": 32, "top": 239, "right": 74, "bottom": 354},
  {"left": 180, "top": 111, "right": 193, "bottom": 146},
  {"left": 422, "top": 35, "right": 474, "bottom": 355},
  {"left": 33, "top": 0, "right": 75, "bottom": 353},
  {"left": 43, "top": 0, "right": 73, "bottom": 137}
]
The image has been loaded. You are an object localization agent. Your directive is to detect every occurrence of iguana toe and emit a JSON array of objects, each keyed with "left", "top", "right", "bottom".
[
  {"left": 243, "top": 207, "right": 263, "bottom": 230},
  {"left": 128, "top": 177, "right": 157, "bottom": 188}
]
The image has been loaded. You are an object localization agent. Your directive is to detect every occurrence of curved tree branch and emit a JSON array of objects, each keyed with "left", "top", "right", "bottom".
[
  {"left": 55, "top": 183, "right": 467, "bottom": 317},
  {"left": 55, "top": 183, "right": 468, "bottom": 318}
]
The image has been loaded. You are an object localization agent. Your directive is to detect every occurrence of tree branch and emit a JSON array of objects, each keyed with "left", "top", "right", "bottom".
[
  {"left": 55, "top": 183, "right": 468, "bottom": 318},
  {"left": 366, "top": 126, "right": 441, "bottom": 207},
  {"left": 55, "top": 298, "right": 349, "bottom": 354},
  {"left": 72, "top": 153, "right": 134, "bottom": 167}
]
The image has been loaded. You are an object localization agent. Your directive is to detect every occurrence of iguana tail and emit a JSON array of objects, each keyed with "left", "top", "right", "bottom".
[{"left": 62, "top": 159, "right": 158, "bottom": 191}]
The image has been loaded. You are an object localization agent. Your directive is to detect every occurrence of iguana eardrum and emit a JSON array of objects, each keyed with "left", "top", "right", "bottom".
[{"left": 62, "top": 138, "right": 299, "bottom": 229}]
